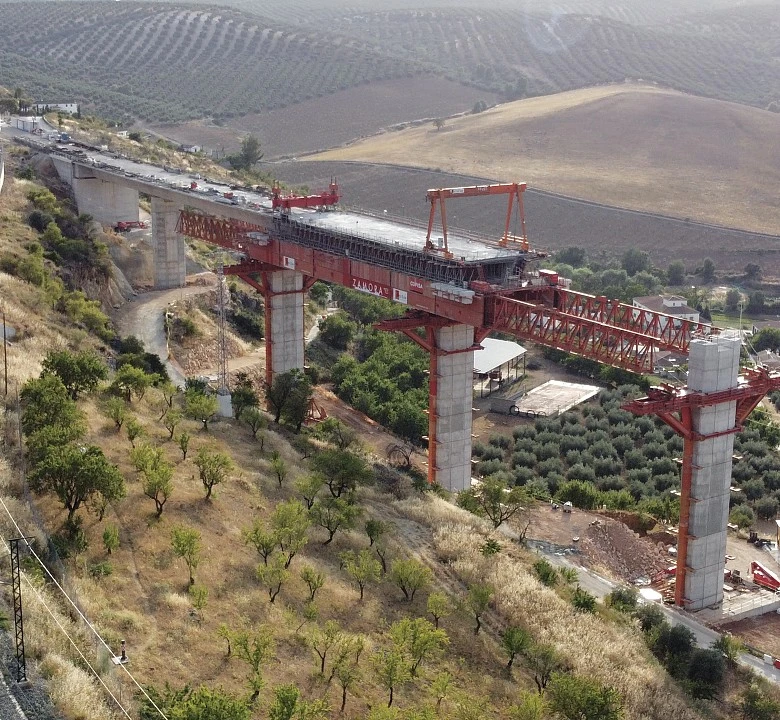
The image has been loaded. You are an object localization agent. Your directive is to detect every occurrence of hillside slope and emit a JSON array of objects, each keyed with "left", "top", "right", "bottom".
[
  {"left": 3, "top": 0, "right": 780, "bottom": 127},
  {"left": 0, "top": 153, "right": 733, "bottom": 720},
  {"left": 314, "top": 85, "right": 780, "bottom": 235}
]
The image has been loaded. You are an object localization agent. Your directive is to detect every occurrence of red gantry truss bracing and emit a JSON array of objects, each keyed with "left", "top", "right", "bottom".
[{"left": 272, "top": 179, "right": 340, "bottom": 212}]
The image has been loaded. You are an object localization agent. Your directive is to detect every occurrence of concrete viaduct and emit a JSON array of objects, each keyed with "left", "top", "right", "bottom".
[{"left": 39, "top": 141, "right": 779, "bottom": 612}]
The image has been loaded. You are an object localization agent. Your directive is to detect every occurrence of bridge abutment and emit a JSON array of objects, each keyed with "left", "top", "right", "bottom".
[
  {"left": 151, "top": 196, "right": 186, "bottom": 289},
  {"left": 682, "top": 334, "right": 741, "bottom": 610},
  {"left": 429, "top": 324, "right": 475, "bottom": 492},
  {"left": 264, "top": 270, "right": 305, "bottom": 387}
]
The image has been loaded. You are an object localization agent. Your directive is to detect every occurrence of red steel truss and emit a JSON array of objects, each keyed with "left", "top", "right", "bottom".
[
  {"left": 486, "top": 288, "right": 715, "bottom": 374},
  {"left": 624, "top": 368, "right": 780, "bottom": 606},
  {"left": 176, "top": 212, "right": 269, "bottom": 251},
  {"left": 512, "top": 287, "right": 712, "bottom": 347}
]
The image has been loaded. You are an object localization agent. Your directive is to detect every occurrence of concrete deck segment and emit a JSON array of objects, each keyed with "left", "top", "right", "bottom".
[
  {"left": 685, "top": 334, "right": 741, "bottom": 610},
  {"left": 431, "top": 325, "right": 475, "bottom": 492},
  {"left": 151, "top": 196, "right": 186, "bottom": 289}
]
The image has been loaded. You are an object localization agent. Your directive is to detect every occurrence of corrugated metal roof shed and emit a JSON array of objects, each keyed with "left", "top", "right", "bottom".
[{"left": 474, "top": 338, "right": 526, "bottom": 374}]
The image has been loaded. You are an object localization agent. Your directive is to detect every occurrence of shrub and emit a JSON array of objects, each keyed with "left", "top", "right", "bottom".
[
  {"left": 532, "top": 559, "right": 558, "bottom": 587},
  {"left": 607, "top": 587, "right": 638, "bottom": 613}
]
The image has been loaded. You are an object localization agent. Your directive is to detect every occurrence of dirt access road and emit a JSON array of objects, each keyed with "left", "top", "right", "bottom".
[
  {"left": 113, "top": 283, "right": 419, "bottom": 469},
  {"left": 112, "top": 279, "right": 217, "bottom": 386}
]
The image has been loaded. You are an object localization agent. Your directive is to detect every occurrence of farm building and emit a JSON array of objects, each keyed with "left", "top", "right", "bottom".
[
  {"left": 33, "top": 102, "right": 78, "bottom": 115},
  {"left": 14, "top": 117, "right": 41, "bottom": 133},
  {"left": 633, "top": 294, "right": 700, "bottom": 323},
  {"left": 473, "top": 338, "right": 526, "bottom": 397}
]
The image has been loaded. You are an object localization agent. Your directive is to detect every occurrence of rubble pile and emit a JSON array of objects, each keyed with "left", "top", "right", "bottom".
[
  {"left": 581, "top": 517, "right": 670, "bottom": 583},
  {"left": 180, "top": 334, "right": 246, "bottom": 374}
]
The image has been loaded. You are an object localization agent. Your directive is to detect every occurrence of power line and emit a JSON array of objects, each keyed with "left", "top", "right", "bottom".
[
  {"left": 0, "top": 497, "right": 169, "bottom": 720},
  {"left": 0, "top": 536, "right": 131, "bottom": 719}
]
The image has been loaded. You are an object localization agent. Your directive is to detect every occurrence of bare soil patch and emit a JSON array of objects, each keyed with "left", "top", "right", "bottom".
[
  {"left": 314, "top": 84, "right": 780, "bottom": 237},
  {"left": 723, "top": 613, "right": 780, "bottom": 659},
  {"left": 151, "top": 76, "right": 499, "bottom": 160}
]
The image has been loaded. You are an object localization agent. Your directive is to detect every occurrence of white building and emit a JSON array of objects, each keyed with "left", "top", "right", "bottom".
[
  {"left": 633, "top": 294, "right": 700, "bottom": 324},
  {"left": 15, "top": 116, "right": 41, "bottom": 133}
]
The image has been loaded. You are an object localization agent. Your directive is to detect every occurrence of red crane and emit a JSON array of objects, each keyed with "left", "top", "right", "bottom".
[
  {"left": 272, "top": 179, "right": 340, "bottom": 212},
  {"left": 425, "top": 183, "right": 528, "bottom": 257}
]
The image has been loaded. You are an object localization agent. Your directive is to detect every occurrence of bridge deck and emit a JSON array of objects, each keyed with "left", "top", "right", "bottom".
[{"left": 50, "top": 143, "right": 526, "bottom": 264}]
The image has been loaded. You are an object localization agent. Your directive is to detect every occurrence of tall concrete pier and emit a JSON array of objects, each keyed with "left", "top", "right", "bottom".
[
  {"left": 682, "top": 334, "right": 741, "bottom": 609},
  {"left": 151, "top": 196, "right": 186, "bottom": 289},
  {"left": 429, "top": 325, "right": 475, "bottom": 492},
  {"left": 264, "top": 270, "right": 305, "bottom": 385}
]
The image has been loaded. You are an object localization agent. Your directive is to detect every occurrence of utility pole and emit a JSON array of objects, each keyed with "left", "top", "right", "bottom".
[
  {"left": 10, "top": 538, "right": 28, "bottom": 683},
  {"left": 217, "top": 256, "right": 228, "bottom": 396},
  {"left": 215, "top": 254, "right": 233, "bottom": 417}
]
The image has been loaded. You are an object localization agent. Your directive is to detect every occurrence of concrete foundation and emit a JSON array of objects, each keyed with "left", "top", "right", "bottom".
[
  {"left": 431, "top": 325, "right": 475, "bottom": 492},
  {"left": 266, "top": 270, "right": 305, "bottom": 380},
  {"left": 71, "top": 164, "right": 139, "bottom": 226},
  {"left": 684, "top": 334, "right": 742, "bottom": 610},
  {"left": 217, "top": 391, "right": 233, "bottom": 418},
  {"left": 151, "top": 196, "right": 186, "bottom": 289}
]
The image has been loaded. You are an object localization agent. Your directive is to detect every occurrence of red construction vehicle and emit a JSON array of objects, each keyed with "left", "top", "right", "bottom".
[
  {"left": 113, "top": 220, "right": 148, "bottom": 232},
  {"left": 750, "top": 561, "right": 780, "bottom": 591},
  {"left": 272, "top": 179, "right": 340, "bottom": 212}
]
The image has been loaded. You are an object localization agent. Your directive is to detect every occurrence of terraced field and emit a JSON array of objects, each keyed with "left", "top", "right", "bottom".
[
  {"left": 313, "top": 5, "right": 780, "bottom": 107},
  {"left": 2, "top": 0, "right": 780, "bottom": 127},
  {"left": 0, "top": 2, "right": 421, "bottom": 124}
]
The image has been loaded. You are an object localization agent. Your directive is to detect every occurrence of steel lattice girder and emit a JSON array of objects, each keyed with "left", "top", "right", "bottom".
[
  {"left": 177, "top": 211, "right": 268, "bottom": 250},
  {"left": 504, "top": 287, "right": 715, "bottom": 352},
  {"left": 487, "top": 295, "right": 655, "bottom": 373}
]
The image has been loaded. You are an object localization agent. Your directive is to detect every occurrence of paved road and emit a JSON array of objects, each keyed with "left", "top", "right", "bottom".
[{"left": 520, "top": 531, "right": 780, "bottom": 684}]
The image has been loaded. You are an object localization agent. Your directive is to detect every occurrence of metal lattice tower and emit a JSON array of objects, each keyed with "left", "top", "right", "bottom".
[
  {"left": 10, "top": 538, "right": 27, "bottom": 683},
  {"left": 216, "top": 256, "right": 229, "bottom": 395}
]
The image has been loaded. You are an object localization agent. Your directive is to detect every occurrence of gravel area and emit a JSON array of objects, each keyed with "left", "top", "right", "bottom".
[{"left": 0, "top": 621, "right": 62, "bottom": 720}]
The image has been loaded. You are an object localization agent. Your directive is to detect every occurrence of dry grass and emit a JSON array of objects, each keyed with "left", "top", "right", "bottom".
[
  {"left": 314, "top": 84, "right": 780, "bottom": 234},
  {"left": 0, "top": 177, "right": 73, "bottom": 389},
  {"left": 40, "top": 653, "right": 116, "bottom": 720},
  {"left": 0, "top": 377, "right": 716, "bottom": 719},
  {"left": 395, "top": 495, "right": 707, "bottom": 720}
]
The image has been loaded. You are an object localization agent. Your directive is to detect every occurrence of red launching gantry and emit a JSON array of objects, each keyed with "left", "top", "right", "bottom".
[{"left": 272, "top": 179, "right": 340, "bottom": 212}]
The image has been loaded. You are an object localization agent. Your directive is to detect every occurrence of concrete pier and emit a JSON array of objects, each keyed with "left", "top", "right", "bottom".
[
  {"left": 684, "top": 334, "right": 741, "bottom": 610},
  {"left": 430, "top": 325, "right": 475, "bottom": 492},
  {"left": 71, "top": 164, "right": 139, "bottom": 226},
  {"left": 265, "top": 270, "right": 305, "bottom": 382},
  {"left": 151, "top": 196, "right": 186, "bottom": 289}
]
